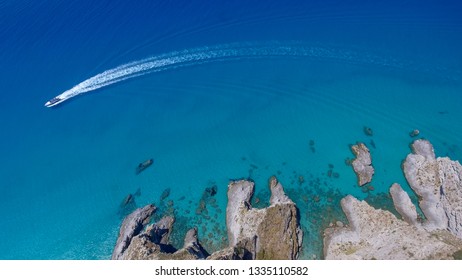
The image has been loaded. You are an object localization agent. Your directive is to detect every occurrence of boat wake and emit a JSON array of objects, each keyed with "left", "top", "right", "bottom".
[{"left": 45, "top": 41, "right": 404, "bottom": 107}]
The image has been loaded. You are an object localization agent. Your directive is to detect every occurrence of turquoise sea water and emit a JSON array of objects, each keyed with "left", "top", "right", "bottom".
[{"left": 1, "top": 0, "right": 462, "bottom": 259}]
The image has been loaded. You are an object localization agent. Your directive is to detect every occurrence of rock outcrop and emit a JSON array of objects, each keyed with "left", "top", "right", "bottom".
[
  {"left": 207, "top": 247, "right": 246, "bottom": 260},
  {"left": 323, "top": 195, "right": 462, "bottom": 259},
  {"left": 324, "top": 139, "right": 462, "bottom": 259},
  {"left": 113, "top": 176, "right": 302, "bottom": 260},
  {"left": 225, "top": 177, "right": 303, "bottom": 260},
  {"left": 144, "top": 215, "right": 175, "bottom": 245},
  {"left": 112, "top": 204, "right": 156, "bottom": 260},
  {"left": 409, "top": 129, "right": 420, "bottom": 137},
  {"left": 350, "top": 142, "right": 374, "bottom": 186},
  {"left": 117, "top": 221, "right": 208, "bottom": 260},
  {"left": 403, "top": 139, "right": 462, "bottom": 237},
  {"left": 166, "top": 228, "right": 209, "bottom": 260},
  {"left": 390, "top": 183, "right": 419, "bottom": 226}
]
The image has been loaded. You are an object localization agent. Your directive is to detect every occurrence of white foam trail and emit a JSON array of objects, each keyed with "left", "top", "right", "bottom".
[{"left": 45, "top": 42, "right": 403, "bottom": 107}]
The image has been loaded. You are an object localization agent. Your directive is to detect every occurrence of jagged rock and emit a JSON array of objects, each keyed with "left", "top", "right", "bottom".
[
  {"left": 112, "top": 204, "right": 156, "bottom": 260},
  {"left": 235, "top": 236, "right": 257, "bottom": 259},
  {"left": 118, "top": 222, "right": 209, "bottom": 260},
  {"left": 323, "top": 195, "right": 462, "bottom": 259},
  {"left": 403, "top": 139, "right": 462, "bottom": 237},
  {"left": 390, "top": 183, "right": 419, "bottom": 226},
  {"left": 350, "top": 143, "right": 374, "bottom": 186},
  {"left": 225, "top": 177, "right": 303, "bottom": 260},
  {"left": 323, "top": 139, "right": 462, "bottom": 260},
  {"left": 119, "top": 234, "right": 164, "bottom": 260},
  {"left": 206, "top": 247, "right": 245, "bottom": 260},
  {"left": 145, "top": 216, "right": 175, "bottom": 245},
  {"left": 226, "top": 180, "right": 258, "bottom": 247},
  {"left": 113, "top": 176, "right": 302, "bottom": 260},
  {"left": 269, "top": 176, "right": 291, "bottom": 204},
  {"left": 172, "top": 228, "right": 209, "bottom": 260},
  {"left": 256, "top": 203, "right": 302, "bottom": 259},
  {"left": 439, "top": 158, "right": 462, "bottom": 237}
]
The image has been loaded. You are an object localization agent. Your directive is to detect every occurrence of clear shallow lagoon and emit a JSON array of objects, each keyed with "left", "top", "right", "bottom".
[{"left": 1, "top": 0, "right": 462, "bottom": 259}]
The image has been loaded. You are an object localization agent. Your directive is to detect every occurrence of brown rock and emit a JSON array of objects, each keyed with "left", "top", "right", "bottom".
[
  {"left": 350, "top": 142, "right": 374, "bottom": 186},
  {"left": 323, "top": 196, "right": 462, "bottom": 259}
]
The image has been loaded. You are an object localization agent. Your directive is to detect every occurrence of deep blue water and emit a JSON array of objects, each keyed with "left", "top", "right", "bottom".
[{"left": 1, "top": 0, "right": 462, "bottom": 259}]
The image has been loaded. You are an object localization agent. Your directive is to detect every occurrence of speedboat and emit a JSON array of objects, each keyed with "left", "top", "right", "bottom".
[{"left": 44, "top": 96, "right": 65, "bottom": 107}]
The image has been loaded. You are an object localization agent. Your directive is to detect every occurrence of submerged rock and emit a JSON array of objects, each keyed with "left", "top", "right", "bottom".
[
  {"left": 118, "top": 194, "right": 136, "bottom": 217},
  {"left": 309, "top": 140, "right": 316, "bottom": 153},
  {"left": 160, "top": 188, "right": 170, "bottom": 201},
  {"left": 369, "top": 139, "right": 376, "bottom": 149},
  {"left": 403, "top": 139, "right": 462, "bottom": 237},
  {"left": 118, "top": 188, "right": 141, "bottom": 217},
  {"left": 350, "top": 142, "right": 374, "bottom": 186},
  {"left": 205, "top": 185, "right": 218, "bottom": 197},
  {"left": 135, "top": 159, "right": 153, "bottom": 175},
  {"left": 409, "top": 129, "right": 420, "bottom": 137},
  {"left": 121, "top": 194, "right": 135, "bottom": 207},
  {"left": 363, "top": 126, "right": 373, "bottom": 136},
  {"left": 323, "top": 195, "right": 462, "bottom": 260}
]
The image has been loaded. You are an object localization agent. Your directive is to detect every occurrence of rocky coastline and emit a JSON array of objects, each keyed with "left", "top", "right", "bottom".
[
  {"left": 323, "top": 139, "right": 462, "bottom": 260},
  {"left": 113, "top": 138, "right": 462, "bottom": 260},
  {"left": 112, "top": 176, "right": 302, "bottom": 260}
]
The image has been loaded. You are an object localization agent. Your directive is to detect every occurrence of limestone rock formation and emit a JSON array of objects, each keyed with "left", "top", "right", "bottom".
[
  {"left": 167, "top": 228, "right": 209, "bottom": 260},
  {"left": 323, "top": 195, "right": 462, "bottom": 259},
  {"left": 144, "top": 215, "right": 175, "bottom": 245},
  {"left": 206, "top": 247, "right": 245, "bottom": 260},
  {"left": 225, "top": 177, "right": 303, "bottom": 260},
  {"left": 324, "top": 139, "right": 462, "bottom": 259},
  {"left": 390, "top": 183, "right": 419, "bottom": 226},
  {"left": 112, "top": 176, "right": 302, "bottom": 260},
  {"left": 403, "top": 139, "right": 462, "bottom": 237},
  {"left": 226, "top": 180, "right": 258, "bottom": 248},
  {"left": 113, "top": 208, "right": 209, "bottom": 260},
  {"left": 350, "top": 142, "right": 374, "bottom": 186},
  {"left": 112, "top": 204, "right": 156, "bottom": 260}
]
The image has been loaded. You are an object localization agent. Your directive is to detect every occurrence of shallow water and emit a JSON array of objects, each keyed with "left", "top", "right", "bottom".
[{"left": 1, "top": 0, "right": 461, "bottom": 259}]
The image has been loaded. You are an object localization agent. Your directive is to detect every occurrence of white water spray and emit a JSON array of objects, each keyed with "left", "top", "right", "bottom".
[{"left": 44, "top": 42, "right": 401, "bottom": 107}]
